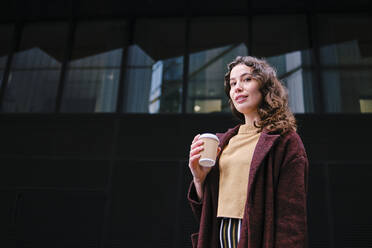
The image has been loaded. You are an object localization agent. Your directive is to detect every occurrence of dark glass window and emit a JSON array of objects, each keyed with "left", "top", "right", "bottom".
[
  {"left": 252, "top": 0, "right": 306, "bottom": 10},
  {"left": 0, "top": 24, "right": 14, "bottom": 90},
  {"left": 2, "top": 23, "right": 67, "bottom": 112},
  {"left": 187, "top": 17, "right": 249, "bottom": 113},
  {"left": 318, "top": 15, "right": 372, "bottom": 113},
  {"left": 122, "top": 18, "right": 185, "bottom": 113},
  {"left": 252, "top": 15, "right": 316, "bottom": 113},
  {"left": 61, "top": 21, "right": 127, "bottom": 112},
  {"left": 190, "top": 0, "right": 247, "bottom": 13}
]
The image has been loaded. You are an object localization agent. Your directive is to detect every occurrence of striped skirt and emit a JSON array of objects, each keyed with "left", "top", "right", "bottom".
[{"left": 219, "top": 218, "right": 242, "bottom": 248}]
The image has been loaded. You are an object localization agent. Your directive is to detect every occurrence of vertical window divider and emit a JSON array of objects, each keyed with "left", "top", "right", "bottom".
[
  {"left": 101, "top": 18, "right": 135, "bottom": 248},
  {"left": 306, "top": 12, "right": 324, "bottom": 114},
  {"left": 324, "top": 162, "right": 336, "bottom": 248},
  {"left": 116, "top": 18, "right": 135, "bottom": 113},
  {"left": 0, "top": 21, "right": 23, "bottom": 111},
  {"left": 55, "top": 19, "right": 76, "bottom": 113},
  {"left": 181, "top": 17, "right": 190, "bottom": 114},
  {"left": 247, "top": 0, "right": 253, "bottom": 55},
  {"left": 99, "top": 115, "right": 121, "bottom": 248}
]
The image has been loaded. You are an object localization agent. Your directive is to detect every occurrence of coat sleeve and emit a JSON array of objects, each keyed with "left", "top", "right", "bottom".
[
  {"left": 275, "top": 154, "right": 309, "bottom": 248},
  {"left": 187, "top": 131, "right": 225, "bottom": 224},
  {"left": 187, "top": 180, "right": 203, "bottom": 223}
]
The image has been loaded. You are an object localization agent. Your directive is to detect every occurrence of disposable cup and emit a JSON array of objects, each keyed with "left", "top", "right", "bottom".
[{"left": 199, "top": 133, "right": 219, "bottom": 167}]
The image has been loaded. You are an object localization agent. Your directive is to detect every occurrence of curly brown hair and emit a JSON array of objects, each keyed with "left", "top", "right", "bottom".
[{"left": 224, "top": 56, "right": 297, "bottom": 134}]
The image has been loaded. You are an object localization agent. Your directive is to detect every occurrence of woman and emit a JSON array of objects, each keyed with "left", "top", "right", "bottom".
[{"left": 188, "top": 56, "right": 308, "bottom": 248}]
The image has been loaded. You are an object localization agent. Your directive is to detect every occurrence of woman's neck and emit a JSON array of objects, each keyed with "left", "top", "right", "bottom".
[{"left": 244, "top": 111, "right": 260, "bottom": 126}]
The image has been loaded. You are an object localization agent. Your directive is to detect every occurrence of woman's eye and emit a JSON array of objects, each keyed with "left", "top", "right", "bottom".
[
  {"left": 244, "top": 77, "right": 251, "bottom": 82},
  {"left": 230, "top": 82, "right": 236, "bottom": 86}
]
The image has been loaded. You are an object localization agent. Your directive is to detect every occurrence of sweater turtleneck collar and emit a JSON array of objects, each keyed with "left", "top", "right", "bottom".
[{"left": 238, "top": 123, "right": 260, "bottom": 134}]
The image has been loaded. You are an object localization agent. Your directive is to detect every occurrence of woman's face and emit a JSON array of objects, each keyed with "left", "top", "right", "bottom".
[{"left": 229, "top": 64, "right": 263, "bottom": 116}]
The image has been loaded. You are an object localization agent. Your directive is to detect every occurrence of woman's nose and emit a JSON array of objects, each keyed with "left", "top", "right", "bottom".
[{"left": 235, "top": 81, "right": 243, "bottom": 91}]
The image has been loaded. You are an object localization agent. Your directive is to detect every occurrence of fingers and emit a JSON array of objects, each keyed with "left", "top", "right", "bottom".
[
  {"left": 190, "top": 145, "right": 204, "bottom": 157},
  {"left": 190, "top": 139, "right": 204, "bottom": 150},
  {"left": 189, "top": 134, "right": 203, "bottom": 168},
  {"left": 192, "top": 134, "right": 200, "bottom": 143},
  {"left": 190, "top": 134, "right": 204, "bottom": 158},
  {"left": 189, "top": 154, "right": 201, "bottom": 166}
]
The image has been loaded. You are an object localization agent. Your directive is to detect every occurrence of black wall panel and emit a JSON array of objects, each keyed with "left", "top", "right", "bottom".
[
  {"left": 0, "top": 115, "right": 116, "bottom": 159},
  {"left": 0, "top": 190, "right": 16, "bottom": 248},
  {"left": 307, "top": 164, "right": 332, "bottom": 248},
  {"left": 0, "top": 158, "right": 109, "bottom": 189},
  {"left": 0, "top": 113, "right": 371, "bottom": 247},
  {"left": 109, "top": 160, "right": 182, "bottom": 247},
  {"left": 329, "top": 163, "right": 372, "bottom": 247},
  {"left": 16, "top": 191, "right": 105, "bottom": 248}
]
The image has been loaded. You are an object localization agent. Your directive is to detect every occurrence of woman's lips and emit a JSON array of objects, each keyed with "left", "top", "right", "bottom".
[{"left": 235, "top": 95, "right": 248, "bottom": 103}]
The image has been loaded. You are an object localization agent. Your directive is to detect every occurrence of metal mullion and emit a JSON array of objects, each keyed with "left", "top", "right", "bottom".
[
  {"left": 181, "top": 18, "right": 190, "bottom": 114},
  {"left": 99, "top": 19, "right": 135, "bottom": 248},
  {"left": 307, "top": 12, "right": 324, "bottom": 114},
  {"left": 99, "top": 116, "right": 121, "bottom": 248},
  {"left": 55, "top": 19, "right": 76, "bottom": 113},
  {"left": 116, "top": 18, "right": 135, "bottom": 113},
  {"left": 247, "top": 0, "right": 253, "bottom": 55},
  {"left": 0, "top": 21, "right": 23, "bottom": 111},
  {"left": 324, "top": 163, "right": 335, "bottom": 248},
  {"left": 14, "top": 187, "right": 105, "bottom": 192},
  {"left": 173, "top": 160, "right": 187, "bottom": 248}
]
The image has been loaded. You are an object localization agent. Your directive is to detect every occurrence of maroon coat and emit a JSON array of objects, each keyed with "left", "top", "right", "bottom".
[{"left": 188, "top": 125, "right": 309, "bottom": 248}]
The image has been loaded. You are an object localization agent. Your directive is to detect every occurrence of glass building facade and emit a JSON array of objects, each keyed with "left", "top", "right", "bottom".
[{"left": 0, "top": 14, "right": 371, "bottom": 114}]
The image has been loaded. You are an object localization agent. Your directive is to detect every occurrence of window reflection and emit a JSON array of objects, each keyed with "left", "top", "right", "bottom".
[
  {"left": 188, "top": 43, "right": 248, "bottom": 113},
  {"left": 320, "top": 41, "right": 372, "bottom": 113},
  {"left": 61, "top": 21, "right": 126, "bottom": 112},
  {"left": 360, "top": 99, "right": 372, "bottom": 113},
  {"left": 62, "top": 49, "right": 122, "bottom": 112},
  {"left": 123, "top": 45, "right": 183, "bottom": 113},
  {"left": 2, "top": 16, "right": 370, "bottom": 114},
  {"left": 0, "top": 25, "right": 13, "bottom": 89},
  {"left": 265, "top": 49, "right": 315, "bottom": 113},
  {"left": 252, "top": 15, "right": 315, "bottom": 113},
  {"left": 318, "top": 15, "right": 372, "bottom": 113},
  {"left": 2, "top": 23, "right": 66, "bottom": 112},
  {"left": 187, "top": 17, "right": 249, "bottom": 114},
  {"left": 123, "top": 18, "right": 185, "bottom": 113}
]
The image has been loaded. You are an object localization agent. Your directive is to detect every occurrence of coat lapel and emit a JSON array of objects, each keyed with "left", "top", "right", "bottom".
[
  {"left": 210, "top": 125, "right": 240, "bottom": 207},
  {"left": 213, "top": 126, "right": 280, "bottom": 210},
  {"left": 247, "top": 129, "right": 280, "bottom": 203}
]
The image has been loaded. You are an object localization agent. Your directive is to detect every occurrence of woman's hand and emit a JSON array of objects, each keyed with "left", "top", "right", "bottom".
[{"left": 189, "top": 134, "right": 221, "bottom": 200}]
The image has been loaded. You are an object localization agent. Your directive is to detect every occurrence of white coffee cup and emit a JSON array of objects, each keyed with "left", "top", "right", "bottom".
[{"left": 199, "top": 133, "right": 219, "bottom": 167}]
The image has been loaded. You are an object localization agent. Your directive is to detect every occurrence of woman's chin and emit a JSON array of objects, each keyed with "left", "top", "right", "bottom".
[
  {"left": 235, "top": 105, "right": 251, "bottom": 114},
  {"left": 235, "top": 106, "right": 259, "bottom": 116}
]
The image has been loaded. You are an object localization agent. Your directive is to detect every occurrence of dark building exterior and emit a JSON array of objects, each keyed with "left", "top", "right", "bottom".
[{"left": 0, "top": 0, "right": 372, "bottom": 247}]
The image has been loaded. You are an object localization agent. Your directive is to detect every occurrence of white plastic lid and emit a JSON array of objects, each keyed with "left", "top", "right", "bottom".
[
  {"left": 199, "top": 158, "right": 216, "bottom": 167},
  {"left": 199, "top": 133, "right": 219, "bottom": 143}
]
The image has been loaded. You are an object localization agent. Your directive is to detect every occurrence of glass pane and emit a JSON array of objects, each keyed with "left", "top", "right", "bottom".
[
  {"left": 2, "top": 23, "right": 67, "bottom": 112},
  {"left": 0, "top": 24, "right": 14, "bottom": 89},
  {"left": 61, "top": 21, "right": 126, "bottom": 112},
  {"left": 190, "top": 0, "right": 247, "bottom": 13},
  {"left": 187, "top": 17, "right": 248, "bottom": 113},
  {"left": 252, "top": 15, "right": 316, "bottom": 113},
  {"left": 265, "top": 49, "right": 316, "bottom": 113},
  {"left": 318, "top": 15, "right": 372, "bottom": 113},
  {"left": 188, "top": 44, "right": 248, "bottom": 113},
  {"left": 252, "top": 15, "right": 309, "bottom": 58},
  {"left": 252, "top": 0, "right": 306, "bottom": 9},
  {"left": 123, "top": 18, "right": 185, "bottom": 113}
]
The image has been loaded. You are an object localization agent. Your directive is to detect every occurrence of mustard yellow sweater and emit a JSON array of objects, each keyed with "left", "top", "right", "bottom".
[{"left": 217, "top": 124, "right": 261, "bottom": 219}]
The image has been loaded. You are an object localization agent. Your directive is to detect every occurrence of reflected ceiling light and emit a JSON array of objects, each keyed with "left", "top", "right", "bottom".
[{"left": 194, "top": 105, "right": 201, "bottom": 112}]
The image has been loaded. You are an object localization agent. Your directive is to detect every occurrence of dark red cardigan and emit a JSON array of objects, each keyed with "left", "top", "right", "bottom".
[{"left": 188, "top": 125, "right": 309, "bottom": 248}]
